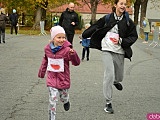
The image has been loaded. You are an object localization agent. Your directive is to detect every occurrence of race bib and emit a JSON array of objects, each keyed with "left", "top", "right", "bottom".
[
  {"left": 47, "top": 58, "right": 64, "bottom": 72},
  {"left": 105, "top": 32, "right": 119, "bottom": 43}
]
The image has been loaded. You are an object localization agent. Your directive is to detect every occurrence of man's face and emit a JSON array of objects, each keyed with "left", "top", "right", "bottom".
[{"left": 68, "top": 3, "right": 75, "bottom": 12}]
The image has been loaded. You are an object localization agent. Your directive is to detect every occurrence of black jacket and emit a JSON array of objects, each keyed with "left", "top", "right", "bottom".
[
  {"left": 82, "top": 12, "right": 138, "bottom": 60},
  {"left": 0, "top": 13, "right": 8, "bottom": 28},
  {"left": 59, "top": 8, "right": 79, "bottom": 34},
  {"left": 9, "top": 13, "right": 18, "bottom": 26}
]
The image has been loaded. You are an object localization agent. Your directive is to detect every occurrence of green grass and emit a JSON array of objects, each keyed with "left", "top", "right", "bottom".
[
  {"left": 5, "top": 26, "right": 83, "bottom": 35},
  {"left": 5, "top": 27, "right": 50, "bottom": 35}
]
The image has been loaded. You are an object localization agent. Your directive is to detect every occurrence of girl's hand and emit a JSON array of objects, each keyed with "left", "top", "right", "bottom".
[{"left": 69, "top": 49, "right": 74, "bottom": 54}]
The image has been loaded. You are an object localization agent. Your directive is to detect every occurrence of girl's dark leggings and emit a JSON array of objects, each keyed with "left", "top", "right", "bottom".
[{"left": 82, "top": 47, "right": 90, "bottom": 59}]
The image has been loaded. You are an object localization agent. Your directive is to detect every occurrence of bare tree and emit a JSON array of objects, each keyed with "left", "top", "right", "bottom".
[
  {"left": 134, "top": 0, "right": 149, "bottom": 34},
  {"left": 140, "top": 0, "right": 148, "bottom": 28},
  {"left": 134, "top": 0, "right": 141, "bottom": 25},
  {"left": 83, "top": 0, "right": 101, "bottom": 24},
  {"left": 90, "top": 0, "right": 99, "bottom": 24}
]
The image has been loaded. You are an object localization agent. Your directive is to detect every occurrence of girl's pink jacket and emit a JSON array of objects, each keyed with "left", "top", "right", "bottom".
[{"left": 38, "top": 41, "right": 80, "bottom": 89}]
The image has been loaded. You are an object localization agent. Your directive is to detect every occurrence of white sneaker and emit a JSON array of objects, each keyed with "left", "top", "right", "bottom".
[{"left": 142, "top": 41, "right": 148, "bottom": 43}]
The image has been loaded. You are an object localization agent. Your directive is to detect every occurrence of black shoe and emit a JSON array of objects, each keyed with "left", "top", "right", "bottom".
[
  {"left": 104, "top": 103, "right": 114, "bottom": 114},
  {"left": 114, "top": 83, "right": 123, "bottom": 91},
  {"left": 87, "top": 58, "right": 89, "bottom": 61},
  {"left": 3, "top": 41, "right": 5, "bottom": 43},
  {"left": 64, "top": 102, "right": 70, "bottom": 111}
]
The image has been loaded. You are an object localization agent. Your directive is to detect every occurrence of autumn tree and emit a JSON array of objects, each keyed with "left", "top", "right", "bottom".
[
  {"left": 33, "top": 0, "right": 77, "bottom": 29},
  {"left": 82, "top": 0, "right": 133, "bottom": 24},
  {"left": 88, "top": 0, "right": 99, "bottom": 24},
  {"left": 3, "top": 0, "right": 76, "bottom": 29},
  {"left": 134, "top": 0, "right": 148, "bottom": 26},
  {"left": 82, "top": 0, "right": 103, "bottom": 24},
  {"left": 33, "top": 0, "right": 48, "bottom": 29},
  {"left": 133, "top": 0, "right": 149, "bottom": 34}
]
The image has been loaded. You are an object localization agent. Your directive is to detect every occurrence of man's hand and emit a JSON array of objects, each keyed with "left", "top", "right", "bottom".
[{"left": 71, "top": 22, "right": 75, "bottom": 25}]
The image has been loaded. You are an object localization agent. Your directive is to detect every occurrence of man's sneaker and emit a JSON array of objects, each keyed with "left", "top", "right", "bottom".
[
  {"left": 63, "top": 101, "right": 70, "bottom": 111},
  {"left": 114, "top": 83, "right": 123, "bottom": 90},
  {"left": 104, "top": 103, "right": 114, "bottom": 114}
]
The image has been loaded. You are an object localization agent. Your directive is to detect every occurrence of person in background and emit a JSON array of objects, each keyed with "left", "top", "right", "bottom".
[
  {"left": 0, "top": 8, "right": 8, "bottom": 43},
  {"left": 82, "top": 0, "right": 138, "bottom": 114},
  {"left": 38, "top": 26, "right": 80, "bottom": 120},
  {"left": 52, "top": 14, "right": 59, "bottom": 26},
  {"left": 79, "top": 23, "right": 91, "bottom": 61},
  {"left": 142, "top": 17, "right": 150, "bottom": 43},
  {"left": 59, "top": 2, "right": 79, "bottom": 45},
  {"left": 9, "top": 9, "right": 18, "bottom": 35}
]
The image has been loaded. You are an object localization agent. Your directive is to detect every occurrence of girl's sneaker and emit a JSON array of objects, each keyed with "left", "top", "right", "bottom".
[
  {"left": 104, "top": 103, "right": 114, "bottom": 114},
  {"left": 64, "top": 102, "right": 70, "bottom": 111}
]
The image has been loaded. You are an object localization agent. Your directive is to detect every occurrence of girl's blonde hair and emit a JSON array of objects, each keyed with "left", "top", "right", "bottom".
[{"left": 85, "top": 23, "right": 91, "bottom": 29}]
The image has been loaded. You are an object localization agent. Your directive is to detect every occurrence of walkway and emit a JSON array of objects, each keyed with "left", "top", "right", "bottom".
[{"left": 0, "top": 34, "right": 160, "bottom": 120}]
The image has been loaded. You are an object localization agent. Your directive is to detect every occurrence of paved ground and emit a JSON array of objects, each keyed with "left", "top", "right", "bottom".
[{"left": 0, "top": 33, "right": 160, "bottom": 120}]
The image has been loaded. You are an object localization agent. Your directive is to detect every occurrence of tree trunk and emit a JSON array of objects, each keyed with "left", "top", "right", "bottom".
[
  {"left": 140, "top": 0, "right": 148, "bottom": 34},
  {"left": 33, "top": 6, "right": 42, "bottom": 30},
  {"left": 140, "top": 0, "right": 148, "bottom": 26},
  {"left": 134, "top": 0, "right": 141, "bottom": 25},
  {"left": 90, "top": 0, "right": 98, "bottom": 24},
  {"left": 32, "top": 0, "right": 48, "bottom": 30},
  {"left": 41, "top": 8, "right": 47, "bottom": 27}
]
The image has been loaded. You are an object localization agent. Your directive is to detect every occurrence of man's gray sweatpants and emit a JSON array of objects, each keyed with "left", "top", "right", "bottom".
[{"left": 102, "top": 51, "right": 124, "bottom": 103}]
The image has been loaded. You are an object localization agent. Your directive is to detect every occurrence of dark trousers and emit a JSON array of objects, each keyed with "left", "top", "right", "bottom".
[
  {"left": 11, "top": 24, "right": 18, "bottom": 34},
  {"left": 0, "top": 27, "right": 5, "bottom": 42},
  {"left": 82, "top": 47, "right": 90, "bottom": 59},
  {"left": 66, "top": 34, "right": 74, "bottom": 45}
]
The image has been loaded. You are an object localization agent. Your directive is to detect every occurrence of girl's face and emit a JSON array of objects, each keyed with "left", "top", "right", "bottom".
[
  {"left": 53, "top": 33, "right": 66, "bottom": 46},
  {"left": 114, "top": 0, "right": 127, "bottom": 16}
]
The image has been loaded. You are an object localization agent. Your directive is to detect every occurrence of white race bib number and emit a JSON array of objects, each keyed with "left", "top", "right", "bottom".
[
  {"left": 105, "top": 32, "right": 119, "bottom": 43},
  {"left": 47, "top": 58, "right": 64, "bottom": 72}
]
